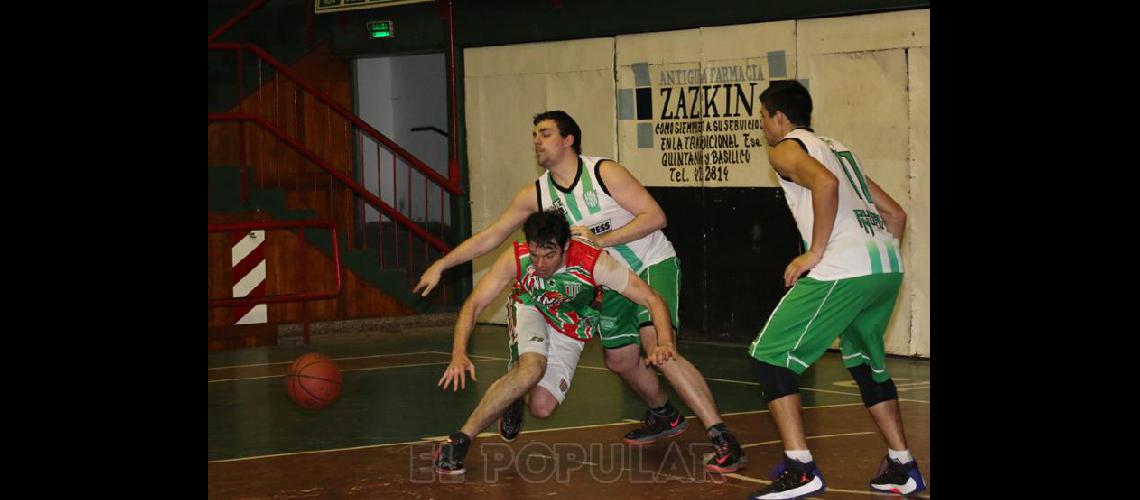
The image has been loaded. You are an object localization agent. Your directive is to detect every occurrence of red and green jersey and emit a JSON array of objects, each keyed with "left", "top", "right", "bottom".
[{"left": 511, "top": 237, "right": 603, "bottom": 341}]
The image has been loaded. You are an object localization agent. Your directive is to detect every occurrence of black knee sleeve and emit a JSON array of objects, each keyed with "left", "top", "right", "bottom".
[
  {"left": 752, "top": 359, "right": 799, "bottom": 402},
  {"left": 848, "top": 364, "right": 898, "bottom": 407}
]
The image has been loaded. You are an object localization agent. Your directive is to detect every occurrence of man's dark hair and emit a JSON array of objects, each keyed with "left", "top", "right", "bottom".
[
  {"left": 758, "top": 80, "right": 813, "bottom": 128},
  {"left": 533, "top": 110, "right": 583, "bottom": 154},
  {"left": 523, "top": 210, "right": 571, "bottom": 250}
]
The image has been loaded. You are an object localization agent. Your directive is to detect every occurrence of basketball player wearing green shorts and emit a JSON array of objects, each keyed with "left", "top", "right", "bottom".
[
  {"left": 433, "top": 212, "right": 678, "bottom": 474},
  {"left": 746, "top": 80, "right": 926, "bottom": 499},
  {"left": 416, "top": 111, "right": 744, "bottom": 472}
]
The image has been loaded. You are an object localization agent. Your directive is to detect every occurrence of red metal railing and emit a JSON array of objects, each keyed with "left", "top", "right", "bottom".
[
  {"left": 208, "top": 114, "right": 454, "bottom": 304},
  {"left": 209, "top": 43, "right": 460, "bottom": 195},
  {"left": 209, "top": 54, "right": 459, "bottom": 294},
  {"left": 210, "top": 112, "right": 449, "bottom": 253},
  {"left": 208, "top": 1, "right": 462, "bottom": 303},
  {"left": 208, "top": 219, "right": 343, "bottom": 343}
]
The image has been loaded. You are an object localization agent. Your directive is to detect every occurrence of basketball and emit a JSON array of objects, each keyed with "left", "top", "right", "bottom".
[{"left": 285, "top": 352, "right": 342, "bottom": 409}]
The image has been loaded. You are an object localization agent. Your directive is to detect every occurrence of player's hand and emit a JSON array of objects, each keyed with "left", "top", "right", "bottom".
[
  {"left": 438, "top": 353, "right": 477, "bottom": 391},
  {"left": 570, "top": 225, "right": 598, "bottom": 243},
  {"left": 413, "top": 260, "right": 445, "bottom": 296},
  {"left": 647, "top": 343, "right": 677, "bottom": 367},
  {"left": 784, "top": 250, "right": 823, "bottom": 287}
]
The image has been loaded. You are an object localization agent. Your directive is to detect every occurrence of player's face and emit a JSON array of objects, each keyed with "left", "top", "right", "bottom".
[
  {"left": 527, "top": 241, "right": 567, "bottom": 278},
  {"left": 533, "top": 120, "right": 571, "bottom": 168},
  {"left": 759, "top": 105, "right": 781, "bottom": 147}
]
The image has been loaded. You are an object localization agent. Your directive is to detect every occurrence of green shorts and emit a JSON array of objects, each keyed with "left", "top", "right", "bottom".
[
  {"left": 597, "top": 257, "right": 680, "bottom": 349},
  {"left": 748, "top": 272, "right": 903, "bottom": 382}
]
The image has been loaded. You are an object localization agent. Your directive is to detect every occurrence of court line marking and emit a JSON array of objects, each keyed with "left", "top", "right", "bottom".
[
  {"left": 208, "top": 361, "right": 452, "bottom": 383},
  {"left": 209, "top": 352, "right": 929, "bottom": 404},
  {"left": 211, "top": 402, "right": 873, "bottom": 463},
  {"left": 524, "top": 430, "right": 930, "bottom": 499},
  {"left": 209, "top": 351, "right": 447, "bottom": 371},
  {"left": 458, "top": 352, "right": 928, "bottom": 404},
  {"left": 740, "top": 431, "right": 874, "bottom": 449}
]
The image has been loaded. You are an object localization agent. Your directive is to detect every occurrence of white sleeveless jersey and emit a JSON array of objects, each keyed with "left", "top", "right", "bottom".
[
  {"left": 778, "top": 129, "right": 903, "bottom": 280},
  {"left": 536, "top": 155, "right": 676, "bottom": 273}
]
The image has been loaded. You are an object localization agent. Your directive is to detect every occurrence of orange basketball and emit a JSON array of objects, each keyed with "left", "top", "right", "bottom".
[{"left": 285, "top": 352, "right": 342, "bottom": 409}]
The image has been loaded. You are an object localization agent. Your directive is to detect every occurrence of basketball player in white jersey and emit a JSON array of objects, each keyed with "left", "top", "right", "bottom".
[
  {"left": 746, "top": 80, "right": 925, "bottom": 499},
  {"left": 414, "top": 111, "right": 744, "bottom": 472}
]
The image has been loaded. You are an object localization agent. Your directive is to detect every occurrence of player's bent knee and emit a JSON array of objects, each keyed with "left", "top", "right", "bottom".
[
  {"left": 848, "top": 364, "right": 897, "bottom": 407},
  {"left": 603, "top": 345, "right": 640, "bottom": 374},
  {"left": 752, "top": 359, "right": 799, "bottom": 402},
  {"left": 528, "top": 387, "right": 559, "bottom": 418}
]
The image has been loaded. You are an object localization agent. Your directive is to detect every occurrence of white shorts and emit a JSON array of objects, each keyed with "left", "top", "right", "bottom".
[{"left": 507, "top": 301, "right": 586, "bottom": 404}]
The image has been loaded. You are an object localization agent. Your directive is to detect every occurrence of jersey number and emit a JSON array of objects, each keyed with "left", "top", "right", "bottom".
[{"left": 832, "top": 150, "right": 873, "bottom": 203}]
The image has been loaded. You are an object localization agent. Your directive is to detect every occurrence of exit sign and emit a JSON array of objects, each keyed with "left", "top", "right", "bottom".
[{"left": 368, "top": 21, "right": 394, "bottom": 39}]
